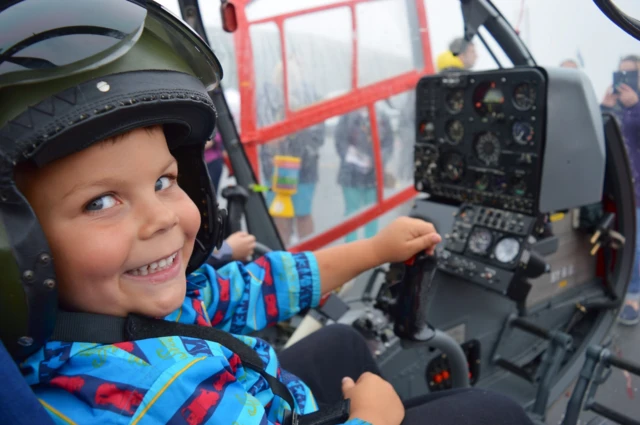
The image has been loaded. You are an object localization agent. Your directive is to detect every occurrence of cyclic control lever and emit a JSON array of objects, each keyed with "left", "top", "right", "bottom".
[{"left": 388, "top": 252, "right": 439, "bottom": 341}]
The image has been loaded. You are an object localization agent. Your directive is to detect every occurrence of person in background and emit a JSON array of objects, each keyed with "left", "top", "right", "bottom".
[
  {"left": 205, "top": 88, "right": 240, "bottom": 192},
  {"left": 560, "top": 59, "right": 579, "bottom": 68},
  {"left": 205, "top": 88, "right": 255, "bottom": 268},
  {"left": 258, "top": 60, "right": 325, "bottom": 246},
  {"left": 204, "top": 133, "right": 224, "bottom": 191},
  {"left": 335, "top": 108, "right": 394, "bottom": 242},
  {"left": 601, "top": 54, "right": 640, "bottom": 326},
  {"left": 435, "top": 50, "right": 465, "bottom": 73},
  {"left": 449, "top": 37, "right": 477, "bottom": 70}
]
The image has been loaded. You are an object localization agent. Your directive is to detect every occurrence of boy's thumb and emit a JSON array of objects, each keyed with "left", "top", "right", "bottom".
[{"left": 341, "top": 377, "right": 355, "bottom": 394}]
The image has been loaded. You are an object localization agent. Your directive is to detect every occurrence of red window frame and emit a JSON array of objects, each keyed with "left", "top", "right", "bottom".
[{"left": 230, "top": 0, "right": 435, "bottom": 251}]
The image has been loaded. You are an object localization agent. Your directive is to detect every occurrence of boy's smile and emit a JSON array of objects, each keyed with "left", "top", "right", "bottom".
[{"left": 17, "top": 126, "right": 201, "bottom": 318}]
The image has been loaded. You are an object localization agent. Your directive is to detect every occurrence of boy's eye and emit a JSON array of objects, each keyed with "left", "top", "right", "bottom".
[
  {"left": 155, "top": 176, "right": 174, "bottom": 191},
  {"left": 85, "top": 195, "right": 118, "bottom": 212}
]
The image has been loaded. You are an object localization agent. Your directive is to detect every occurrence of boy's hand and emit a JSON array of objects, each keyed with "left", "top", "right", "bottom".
[
  {"left": 372, "top": 217, "right": 441, "bottom": 264},
  {"left": 342, "top": 373, "right": 404, "bottom": 425},
  {"left": 226, "top": 231, "right": 257, "bottom": 260}
]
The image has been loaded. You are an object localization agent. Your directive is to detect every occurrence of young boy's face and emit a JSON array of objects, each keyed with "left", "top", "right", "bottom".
[{"left": 18, "top": 127, "right": 201, "bottom": 318}]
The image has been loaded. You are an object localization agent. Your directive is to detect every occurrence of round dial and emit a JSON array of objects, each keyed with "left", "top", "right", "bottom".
[
  {"left": 473, "top": 81, "right": 504, "bottom": 117},
  {"left": 446, "top": 120, "right": 465, "bottom": 144},
  {"left": 513, "top": 83, "right": 536, "bottom": 111},
  {"left": 446, "top": 89, "right": 465, "bottom": 114},
  {"left": 418, "top": 121, "right": 435, "bottom": 142},
  {"left": 442, "top": 152, "right": 465, "bottom": 182},
  {"left": 475, "top": 174, "right": 490, "bottom": 191},
  {"left": 493, "top": 175, "right": 508, "bottom": 193},
  {"left": 512, "top": 121, "right": 534, "bottom": 145},
  {"left": 475, "top": 132, "right": 501, "bottom": 166},
  {"left": 494, "top": 238, "right": 521, "bottom": 263},
  {"left": 512, "top": 177, "right": 527, "bottom": 196},
  {"left": 468, "top": 228, "right": 493, "bottom": 255}
]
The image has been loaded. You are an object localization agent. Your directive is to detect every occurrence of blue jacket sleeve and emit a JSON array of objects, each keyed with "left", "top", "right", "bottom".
[{"left": 186, "top": 252, "right": 322, "bottom": 335}]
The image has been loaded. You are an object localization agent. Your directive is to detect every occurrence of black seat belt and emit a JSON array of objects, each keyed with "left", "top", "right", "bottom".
[{"left": 51, "top": 311, "right": 350, "bottom": 425}]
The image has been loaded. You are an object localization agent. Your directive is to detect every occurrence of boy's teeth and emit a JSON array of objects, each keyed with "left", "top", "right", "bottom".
[{"left": 129, "top": 253, "right": 177, "bottom": 276}]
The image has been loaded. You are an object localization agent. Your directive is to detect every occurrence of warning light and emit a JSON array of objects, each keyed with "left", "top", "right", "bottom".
[
  {"left": 469, "top": 372, "right": 473, "bottom": 379},
  {"left": 434, "top": 374, "right": 443, "bottom": 384},
  {"left": 442, "top": 370, "right": 450, "bottom": 380}
]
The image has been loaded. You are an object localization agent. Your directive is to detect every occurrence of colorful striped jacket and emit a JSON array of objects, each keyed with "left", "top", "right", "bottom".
[{"left": 21, "top": 252, "right": 364, "bottom": 425}]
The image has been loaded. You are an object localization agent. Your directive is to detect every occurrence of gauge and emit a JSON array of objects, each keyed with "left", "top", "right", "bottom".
[
  {"left": 446, "top": 89, "right": 465, "bottom": 114},
  {"left": 513, "top": 83, "right": 536, "bottom": 111},
  {"left": 441, "top": 152, "right": 465, "bottom": 182},
  {"left": 446, "top": 120, "right": 464, "bottom": 144},
  {"left": 459, "top": 205, "right": 475, "bottom": 219},
  {"left": 418, "top": 121, "right": 435, "bottom": 142},
  {"left": 494, "top": 237, "right": 521, "bottom": 263},
  {"left": 473, "top": 81, "right": 505, "bottom": 117},
  {"left": 475, "top": 174, "right": 490, "bottom": 191},
  {"left": 493, "top": 175, "right": 508, "bottom": 193},
  {"left": 475, "top": 132, "right": 501, "bottom": 166},
  {"left": 420, "top": 145, "right": 440, "bottom": 177},
  {"left": 512, "top": 177, "right": 527, "bottom": 196},
  {"left": 512, "top": 121, "right": 534, "bottom": 145},
  {"left": 468, "top": 228, "right": 493, "bottom": 255}
]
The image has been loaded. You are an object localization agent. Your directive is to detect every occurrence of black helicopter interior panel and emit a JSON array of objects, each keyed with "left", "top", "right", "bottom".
[
  {"left": 413, "top": 69, "right": 552, "bottom": 299},
  {"left": 344, "top": 67, "right": 616, "bottom": 416},
  {"left": 414, "top": 68, "right": 545, "bottom": 216}
]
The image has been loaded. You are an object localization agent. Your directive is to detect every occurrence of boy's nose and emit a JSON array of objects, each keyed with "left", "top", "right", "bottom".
[{"left": 138, "top": 198, "right": 179, "bottom": 239}]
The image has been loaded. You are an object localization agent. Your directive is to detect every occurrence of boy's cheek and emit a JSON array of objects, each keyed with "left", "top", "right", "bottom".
[{"left": 180, "top": 196, "right": 202, "bottom": 241}]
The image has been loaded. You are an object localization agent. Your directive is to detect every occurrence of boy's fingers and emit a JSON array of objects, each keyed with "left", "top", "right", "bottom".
[
  {"left": 342, "top": 377, "right": 356, "bottom": 394},
  {"left": 410, "top": 233, "right": 441, "bottom": 251},
  {"left": 412, "top": 220, "right": 435, "bottom": 236}
]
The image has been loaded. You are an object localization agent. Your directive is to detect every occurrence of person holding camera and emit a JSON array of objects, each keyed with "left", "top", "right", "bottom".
[{"left": 601, "top": 54, "right": 640, "bottom": 326}]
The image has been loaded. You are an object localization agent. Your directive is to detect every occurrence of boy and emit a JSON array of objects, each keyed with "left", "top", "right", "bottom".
[
  {"left": 16, "top": 125, "right": 437, "bottom": 424},
  {"left": 0, "top": 2, "right": 534, "bottom": 424}
]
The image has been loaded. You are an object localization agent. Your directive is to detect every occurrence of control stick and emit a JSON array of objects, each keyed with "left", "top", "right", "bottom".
[
  {"left": 389, "top": 252, "right": 438, "bottom": 341},
  {"left": 221, "top": 185, "right": 249, "bottom": 236},
  {"left": 386, "top": 251, "right": 470, "bottom": 388}
]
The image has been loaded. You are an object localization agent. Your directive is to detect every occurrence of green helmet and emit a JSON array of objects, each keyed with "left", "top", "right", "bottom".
[{"left": 0, "top": 0, "right": 226, "bottom": 360}]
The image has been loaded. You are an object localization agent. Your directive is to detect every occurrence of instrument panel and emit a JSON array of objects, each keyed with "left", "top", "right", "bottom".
[
  {"left": 414, "top": 69, "right": 546, "bottom": 215},
  {"left": 439, "top": 204, "right": 539, "bottom": 295}
]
